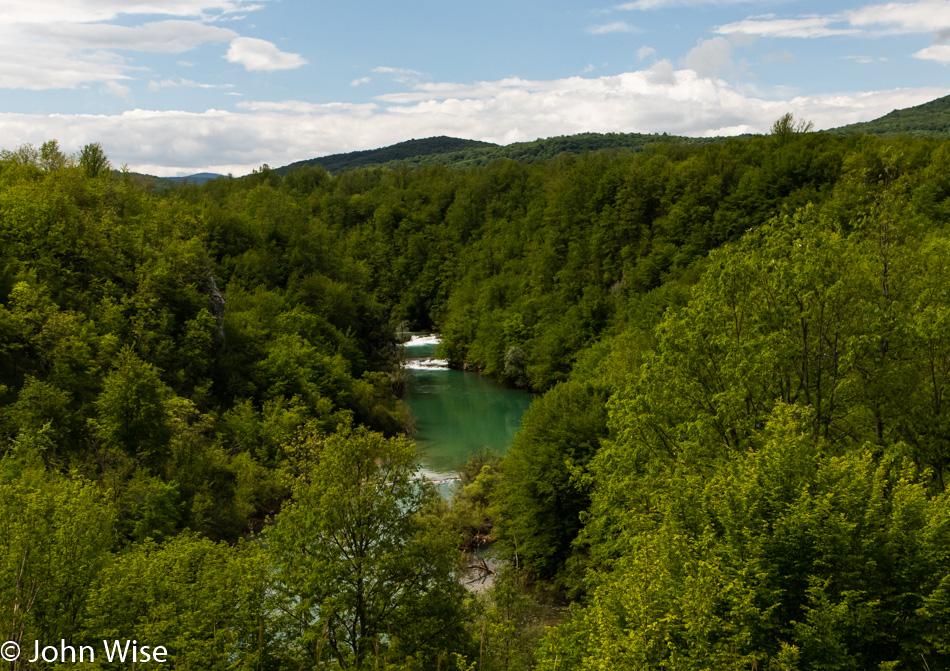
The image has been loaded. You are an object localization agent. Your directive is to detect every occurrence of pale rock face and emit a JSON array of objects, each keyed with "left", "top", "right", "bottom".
[{"left": 208, "top": 275, "right": 225, "bottom": 341}]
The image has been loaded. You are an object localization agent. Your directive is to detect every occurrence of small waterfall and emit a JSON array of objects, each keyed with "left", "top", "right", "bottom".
[
  {"left": 401, "top": 334, "right": 449, "bottom": 371},
  {"left": 208, "top": 275, "right": 226, "bottom": 342},
  {"left": 403, "top": 334, "right": 441, "bottom": 348},
  {"left": 404, "top": 358, "right": 450, "bottom": 370}
]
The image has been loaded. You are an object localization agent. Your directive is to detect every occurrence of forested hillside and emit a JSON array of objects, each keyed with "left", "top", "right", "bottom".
[
  {"left": 277, "top": 133, "right": 722, "bottom": 175},
  {"left": 275, "top": 96, "right": 950, "bottom": 178},
  {"left": 829, "top": 93, "right": 950, "bottom": 137},
  {"left": 3, "top": 124, "right": 950, "bottom": 669},
  {"left": 278, "top": 136, "right": 499, "bottom": 174}
]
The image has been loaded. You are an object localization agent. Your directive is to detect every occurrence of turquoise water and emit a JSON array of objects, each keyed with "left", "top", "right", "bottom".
[{"left": 401, "top": 335, "right": 534, "bottom": 481}]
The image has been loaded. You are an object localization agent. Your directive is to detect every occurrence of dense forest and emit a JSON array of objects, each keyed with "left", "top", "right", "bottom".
[
  {"left": 277, "top": 133, "right": 722, "bottom": 175},
  {"left": 3, "top": 115, "right": 950, "bottom": 669},
  {"left": 828, "top": 93, "right": 950, "bottom": 137}
]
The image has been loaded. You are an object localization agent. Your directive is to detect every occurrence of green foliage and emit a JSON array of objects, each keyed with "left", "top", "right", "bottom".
[
  {"left": 84, "top": 534, "right": 270, "bottom": 670},
  {"left": 497, "top": 381, "right": 608, "bottom": 590},
  {"left": 540, "top": 405, "right": 950, "bottom": 670},
  {"left": 267, "top": 427, "right": 469, "bottom": 669},
  {"left": 79, "top": 142, "right": 110, "bottom": 178},
  {"left": 829, "top": 93, "right": 950, "bottom": 138},
  {"left": 93, "top": 346, "right": 173, "bottom": 465},
  {"left": 446, "top": 450, "right": 503, "bottom": 551},
  {"left": 465, "top": 568, "right": 553, "bottom": 671},
  {"left": 430, "top": 134, "right": 852, "bottom": 390},
  {"left": 0, "top": 444, "right": 114, "bottom": 660},
  {"left": 538, "top": 170, "right": 950, "bottom": 668},
  {"left": 3, "top": 376, "right": 73, "bottom": 463},
  {"left": 279, "top": 133, "right": 722, "bottom": 175},
  {"left": 597, "top": 204, "right": 950, "bottom": 508},
  {"left": 40, "top": 140, "right": 69, "bottom": 172},
  {"left": 771, "top": 112, "right": 814, "bottom": 144},
  {"left": 281, "top": 136, "right": 499, "bottom": 174},
  {"left": 0, "top": 139, "right": 410, "bottom": 540},
  {"left": 7, "top": 128, "right": 950, "bottom": 669}
]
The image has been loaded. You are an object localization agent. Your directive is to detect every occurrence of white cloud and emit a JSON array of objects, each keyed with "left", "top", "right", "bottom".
[
  {"left": 913, "top": 44, "right": 950, "bottom": 62},
  {"left": 717, "top": 15, "right": 858, "bottom": 38},
  {"left": 351, "top": 76, "right": 371, "bottom": 87},
  {"left": 0, "top": 20, "right": 237, "bottom": 90},
  {"left": 237, "top": 100, "right": 379, "bottom": 114},
  {"left": 847, "top": 0, "right": 950, "bottom": 33},
  {"left": 637, "top": 45, "right": 657, "bottom": 60},
  {"left": 0, "top": 0, "right": 275, "bottom": 90},
  {"left": 224, "top": 37, "right": 306, "bottom": 71},
  {"left": 148, "top": 78, "right": 235, "bottom": 90},
  {"left": 646, "top": 59, "right": 676, "bottom": 85},
  {"left": 0, "top": 42, "right": 131, "bottom": 90},
  {"left": 101, "top": 81, "right": 131, "bottom": 99},
  {"left": 0, "top": 0, "right": 265, "bottom": 24},
  {"left": 372, "top": 66, "right": 425, "bottom": 84},
  {"left": 587, "top": 21, "right": 641, "bottom": 34},
  {"left": 1, "top": 71, "right": 944, "bottom": 177},
  {"left": 683, "top": 37, "right": 737, "bottom": 78},
  {"left": 845, "top": 55, "right": 889, "bottom": 63},
  {"left": 614, "top": 0, "right": 759, "bottom": 9},
  {"left": 31, "top": 20, "right": 237, "bottom": 53},
  {"left": 719, "top": 0, "right": 950, "bottom": 41}
]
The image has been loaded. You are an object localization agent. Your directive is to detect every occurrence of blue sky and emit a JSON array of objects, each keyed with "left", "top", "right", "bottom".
[{"left": 2, "top": 0, "right": 949, "bottom": 176}]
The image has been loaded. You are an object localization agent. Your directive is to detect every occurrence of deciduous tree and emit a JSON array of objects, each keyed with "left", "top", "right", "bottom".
[{"left": 267, "top": 427, "right": 468, "bottom": 669}]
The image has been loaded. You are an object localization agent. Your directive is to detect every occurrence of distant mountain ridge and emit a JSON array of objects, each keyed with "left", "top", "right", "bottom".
[
  {"left": 276, "top": 95, "right": 950, "bottom": 176},
  {"left": 277, "top": 137, "right": 498, "bottom": 174},
  {"left": 277, "top": 132, "right": 721, "bottom": 175},
  {"left": 129, "top": 93, "right": 950, "bottom": 183},
  {"left": 826, "top": 93, "right": 950, "bottom": 138},
  {"left": 117, "top": 170, "right": 225, "bottom": 189},
  {"left": 165, "top": 172, "right": 225, "bottom": 185}
]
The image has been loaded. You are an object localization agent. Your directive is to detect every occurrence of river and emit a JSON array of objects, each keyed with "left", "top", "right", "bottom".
[{"left": 400, "top": 334, "right": 534, "bottom": 491}]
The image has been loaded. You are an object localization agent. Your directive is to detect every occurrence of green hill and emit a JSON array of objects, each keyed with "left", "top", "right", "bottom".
[
  {"left": 279, "top": 94, "right": 950, "bottom": 176},
  {"left": 167, "top": 94, "right": 950, "bottom": 181},
  {"left": 278, "top": 131, "right": 723, "bottom": 175},
  {"left": 113, "top": 170, "right": 225, "bottom": 190},
  {"left": 166, "top": 172, "right": 225, "bottom": 185},
  {"left": 277, "top": 136, "right": 497, "bottom": 174},
  {"left": 117, "top": 94, "right": 950, "bottom": 184},
  {"left": 826, "top": 93, "right": 950, "bottom": 138}
]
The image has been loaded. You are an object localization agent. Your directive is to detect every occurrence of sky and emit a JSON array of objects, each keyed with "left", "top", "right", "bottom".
[{"left": 2, "top": 0, "right": 950, "bottom": 176}]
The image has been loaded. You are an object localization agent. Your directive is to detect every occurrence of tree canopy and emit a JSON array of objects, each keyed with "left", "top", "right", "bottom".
[{"left": 4, "top": 128, "right": 950, "bottom": 668}]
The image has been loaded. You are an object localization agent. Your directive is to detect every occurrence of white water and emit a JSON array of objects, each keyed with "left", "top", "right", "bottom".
[
  {"left": 403, "top": 334, "right": 441, "bottom": 347},
  {"left": 403, "top": 358, "right": 450, "bottom": 371}
]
